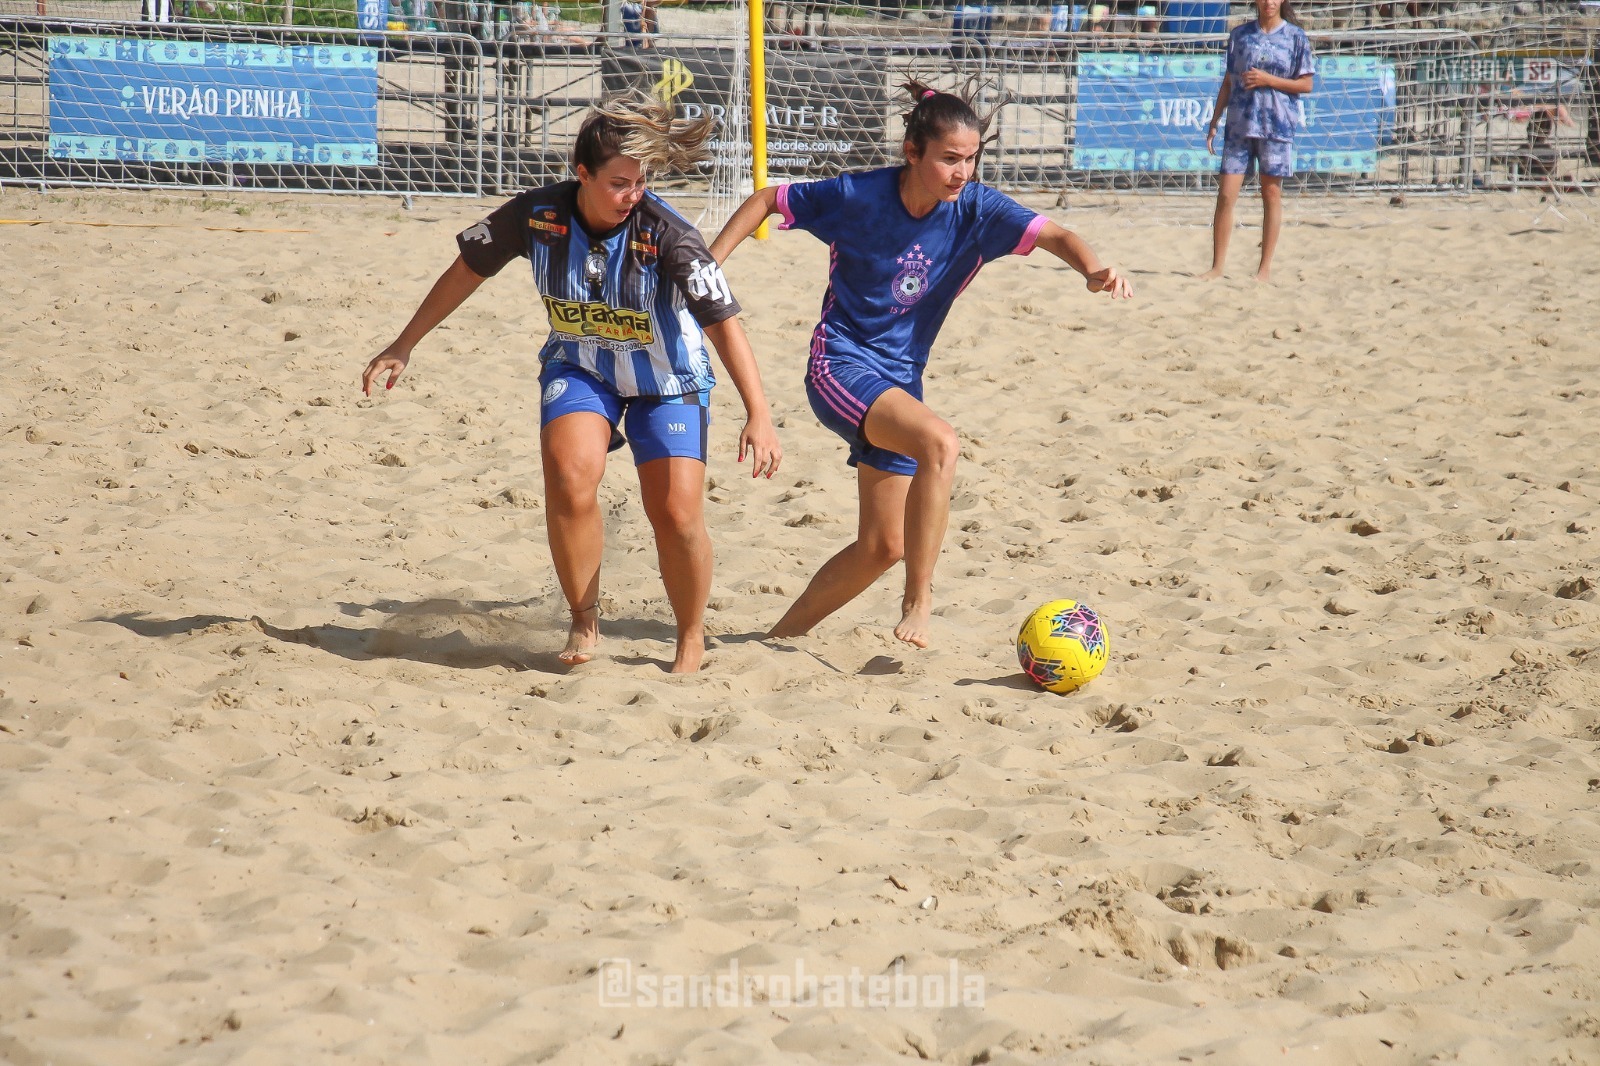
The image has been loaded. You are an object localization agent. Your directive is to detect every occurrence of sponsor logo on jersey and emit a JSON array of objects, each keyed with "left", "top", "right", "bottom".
[
  {"left": 460, "top": 221, "right": 491, "bottom": 244},
  {"left": 629, "top": 228, "right": 659, "bottom": 266},
  {"left": 542, "top": 296, "right": 656, "bottom": 345},
  {"left": 684, "top": 258, "right": 732, "bottom": 305},
  {"left": 529, "top": 208, "right": 568, "bottom": 245}
]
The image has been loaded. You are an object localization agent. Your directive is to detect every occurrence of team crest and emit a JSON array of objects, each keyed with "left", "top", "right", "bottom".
[
  {"left": 583, "top": 248, "right": 609, "bottom": 293},
  {"left": 892, "top": 244, "right": 933, "bottom": 307},
  {"left": 543, "top": 378, "right": 568, "bottom": 404}
]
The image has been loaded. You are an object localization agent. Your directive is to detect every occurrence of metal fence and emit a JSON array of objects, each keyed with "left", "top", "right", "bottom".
[{"left": 3, "top": 9, "right": 1597, "bottom": 199}]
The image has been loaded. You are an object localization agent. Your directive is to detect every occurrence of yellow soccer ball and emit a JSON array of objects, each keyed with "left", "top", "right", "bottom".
[{"left": 1017, "top": 599, "right": 1110, "bottom": 694}]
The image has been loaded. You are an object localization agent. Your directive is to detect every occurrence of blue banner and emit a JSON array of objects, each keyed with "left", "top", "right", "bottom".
[
  {"left": 1073, "top": 52, "right": 1395, "bottom": 173},
  {"left": 357, "top": 0, "right": 391, "bottom": 40},
  {"left": 47, "top": 36, "right": 379, "bottom": 166}
]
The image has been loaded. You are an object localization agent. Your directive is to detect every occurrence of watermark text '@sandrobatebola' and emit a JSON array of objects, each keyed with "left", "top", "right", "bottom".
[{"left": 597, "top": 958, "right": 985, "bottom": 1009}]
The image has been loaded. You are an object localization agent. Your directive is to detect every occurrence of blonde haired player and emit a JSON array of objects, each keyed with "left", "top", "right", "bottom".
[{"left": 363, "top": 94, "right": 782, "bottom": 673}]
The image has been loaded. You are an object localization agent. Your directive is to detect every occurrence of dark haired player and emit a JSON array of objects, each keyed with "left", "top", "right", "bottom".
[{"left": 711, "top": 81, "right": 1131, "bottom": 649}]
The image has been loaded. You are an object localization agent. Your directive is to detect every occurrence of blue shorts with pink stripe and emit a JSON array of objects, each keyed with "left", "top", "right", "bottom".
[{"left": 805, "top": 351, "right": 921, "bottom": 477}]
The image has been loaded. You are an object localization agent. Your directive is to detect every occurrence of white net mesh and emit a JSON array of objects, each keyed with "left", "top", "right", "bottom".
[
  {"left": 2, "top": 2, "right": 1597, "bottom": 200},
  {"left": 693, "top": 31, "right": 748, "bottom": 232}
]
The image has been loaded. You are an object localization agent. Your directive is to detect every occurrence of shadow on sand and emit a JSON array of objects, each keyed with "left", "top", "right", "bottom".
[{"left": 98, "top": 597, "right": 581, "bottom": 674}]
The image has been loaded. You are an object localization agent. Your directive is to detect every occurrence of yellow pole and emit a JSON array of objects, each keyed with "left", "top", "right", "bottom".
[{"left": 748, "top": 0, "right": 769, "bottom": 239}]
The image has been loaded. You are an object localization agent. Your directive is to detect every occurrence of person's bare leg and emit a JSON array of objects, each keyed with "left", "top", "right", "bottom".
[
  {"left": 1256, "top": 174, "right": 1283, "bottom": 282},
  {"left": 860, "top": 389, "right": 960, "bottom": 648},
  {"left": 767, "top": 466, "right": 910, "bottom": 638},
  {"left": 637, "top": 456, "right": 711, "bottom": 673},
  {"left": 541, "top": 412, "right": 611, "bottom": 664},
  {"left": 1202, "top": 172, "right": 1246, "bottom": 279}
]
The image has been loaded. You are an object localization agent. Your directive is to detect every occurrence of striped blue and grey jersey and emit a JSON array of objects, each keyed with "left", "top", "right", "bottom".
[{"left": 456, "top": 182, "right": 740, "bottom": 397}]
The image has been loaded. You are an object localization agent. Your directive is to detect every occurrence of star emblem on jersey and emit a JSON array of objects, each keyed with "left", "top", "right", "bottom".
[{"left": 892, "top": 245, "right": 933, "bottom": 307}]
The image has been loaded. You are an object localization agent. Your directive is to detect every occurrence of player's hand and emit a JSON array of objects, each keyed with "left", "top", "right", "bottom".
[
  {"left": 1242, "top": 68, "right": 1273, "bottom": 90},
  {"left": 1086, "top": 266, "right": 1132, "bottom": 300},
  {"left": 1206, "top": 125, "right": 1218, "bottom": 155},
  {"left": 738, "top": 414, "right": 782, "bottom": 479},
  {"left": 362, "top": 345, "right": 411, "bottom": 396}
]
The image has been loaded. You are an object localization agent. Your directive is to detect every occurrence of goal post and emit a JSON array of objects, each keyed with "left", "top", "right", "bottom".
[{"left": 747, "top": 0, "right": 768, "bottom": 240}]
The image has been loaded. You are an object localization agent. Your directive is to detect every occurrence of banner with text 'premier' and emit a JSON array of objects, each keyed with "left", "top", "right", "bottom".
[
  {"left": 1073, "top": 52, "right": 1395, "bottom": 174},
  {"left": 601, "top": 48, "right": 889, "bottom": 177},
  {"left": 47, "top": 37, "right": 380, "bottom": 167}
]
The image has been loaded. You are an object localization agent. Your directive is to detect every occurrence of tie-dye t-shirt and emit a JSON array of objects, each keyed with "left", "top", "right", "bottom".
[{"left": 1224, "top": 20, "right": 1316, "bottom": 141}]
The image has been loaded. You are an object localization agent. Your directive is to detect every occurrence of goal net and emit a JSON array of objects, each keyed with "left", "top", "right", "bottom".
[{"left": 5, "top": 1, "right": 1596, "bottom": 204}]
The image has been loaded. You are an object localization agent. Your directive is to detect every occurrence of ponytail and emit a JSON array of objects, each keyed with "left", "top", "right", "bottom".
[{"left": 900, "top": 78, "right": 991, "bottom": 153}]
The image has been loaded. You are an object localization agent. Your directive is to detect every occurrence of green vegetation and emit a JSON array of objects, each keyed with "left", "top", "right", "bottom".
[
  {"left": 190, "top": 0, "right": 359, "bottom": 30},
  {"left": 553, "top": 2, "right": 604, "bottom": 26}
]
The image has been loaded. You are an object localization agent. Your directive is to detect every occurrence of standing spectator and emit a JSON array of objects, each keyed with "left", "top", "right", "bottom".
[{"left": 1201, "top": 0, "right": 1315, "bottom": 282}]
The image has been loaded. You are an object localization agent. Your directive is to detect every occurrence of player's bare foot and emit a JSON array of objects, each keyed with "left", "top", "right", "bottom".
[
  {"left": 1199, "top": 267, "right": 1224, "bottom": 281},
  {"left": 670, "top": 627, "right": 706, "bottom": 673},
  {"left": 560, "top": 603, "right": 600, "bottom": 665},
  {"left": 1254, "top": 268, "right": 1273, "bottom": 283},
  {"left": 893, "top": 596, "right": 932, "bottom": 649}
]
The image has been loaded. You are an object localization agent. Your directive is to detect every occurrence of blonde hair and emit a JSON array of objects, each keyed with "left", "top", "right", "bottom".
[{"left": 573, "top": 92, "right": 717, "bottom": 174}]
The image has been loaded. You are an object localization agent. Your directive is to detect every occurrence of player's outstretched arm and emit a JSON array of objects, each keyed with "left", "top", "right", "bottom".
[
  {"left": 1034, "top": 221, "right": 1133, "bottom": 300},
  {"left": 361, "top": 256, "right": 487, "bottom": 395},
  {"left": 708, "top": 186, "right": 782, "bottom": 265},
  {"left": 702, "top": 316, "right": 782, "bottom": 479}
]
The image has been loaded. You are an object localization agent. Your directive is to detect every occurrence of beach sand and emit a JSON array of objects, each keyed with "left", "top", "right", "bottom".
[{"left": 3, "top": 184, "right": 1599, "bottom": 1065}]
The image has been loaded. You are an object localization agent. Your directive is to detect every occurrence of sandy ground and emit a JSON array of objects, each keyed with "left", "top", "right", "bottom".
[{"left": 3, "top": 182, "right": 1599, "bottom": 1065}]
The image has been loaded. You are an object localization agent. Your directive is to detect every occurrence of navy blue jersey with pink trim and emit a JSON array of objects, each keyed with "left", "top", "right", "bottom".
[{"left": 777, "top": 167, "right": 1045, "bottom": 383}]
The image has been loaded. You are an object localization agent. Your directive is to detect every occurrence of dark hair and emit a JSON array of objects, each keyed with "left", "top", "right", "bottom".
[
  {"left": 1273, "top": 0, "right": 1302, "bottom": 26},
  {"left": 900, "top": 79, "right": 988, "bottom": 154},
  {"left": 572, "top": 92, "right": 716, "bottom": 176}
]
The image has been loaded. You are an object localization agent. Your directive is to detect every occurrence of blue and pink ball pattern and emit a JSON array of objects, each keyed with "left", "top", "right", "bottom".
[{"left": 1016, "top": 599, "right": 1110, "bottom": 694}]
